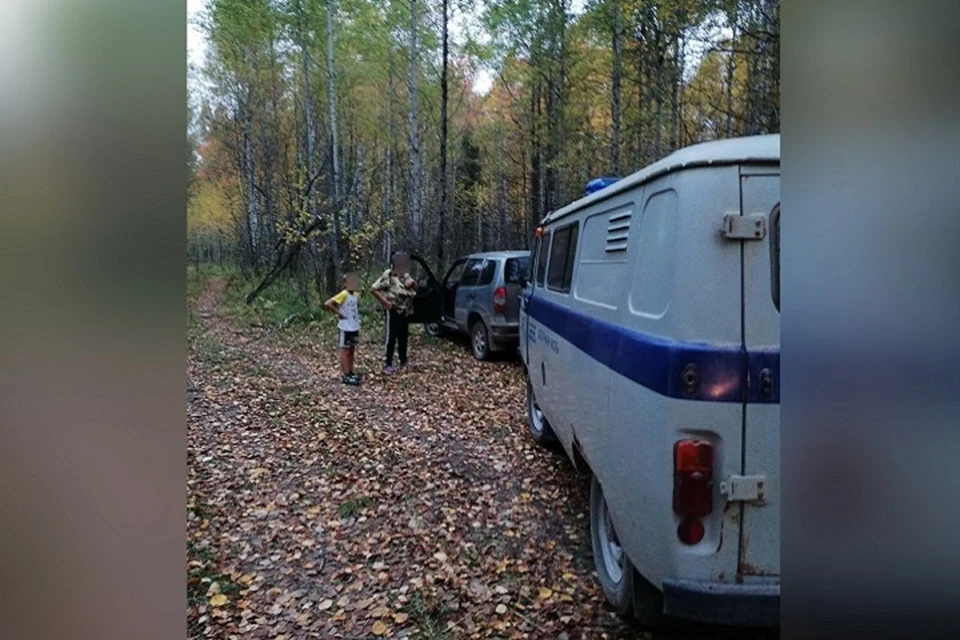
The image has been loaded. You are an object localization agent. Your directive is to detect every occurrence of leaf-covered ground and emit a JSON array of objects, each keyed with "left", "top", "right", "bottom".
[{"left": 188, "top": 276, "right": 775, "bottom": 640}]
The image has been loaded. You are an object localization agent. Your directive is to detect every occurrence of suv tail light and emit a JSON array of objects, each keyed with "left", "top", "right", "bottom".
[
  {"left": 493, "top": 287, "right": 507, "bottom": 314},
  {"left": 673, "top": 439, "right": 714, "bottom": 518}
]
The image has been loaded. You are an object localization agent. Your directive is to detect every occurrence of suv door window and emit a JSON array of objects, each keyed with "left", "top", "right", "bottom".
[
  {"left": 445, "top": 260, "right": 467, "bottom": 285},
  {"left": 460, "top": 258, "right": 485, "bottom": 287}
]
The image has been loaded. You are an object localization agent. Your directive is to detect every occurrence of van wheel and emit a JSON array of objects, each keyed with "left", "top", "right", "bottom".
[
  {"left": 590, "top": 476, "right": 664, "bottom": 627},
  {"left": 425, "top": 322, "right": 443, "bottom": 338},
  {"left": 526, "top": 380, "right": 557, "bottom": 447},
  {"left": 471, "top": 320, "right": 490, "bottom": 360}
]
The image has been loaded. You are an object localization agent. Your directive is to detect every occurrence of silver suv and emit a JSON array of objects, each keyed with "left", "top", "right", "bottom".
[{"left": 417, "top": 251, "right": 530, "bottom": 360}]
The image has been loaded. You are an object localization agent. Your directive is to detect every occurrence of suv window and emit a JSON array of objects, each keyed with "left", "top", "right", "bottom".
[
  {"left": 446, "top": 260, "right": 467, "bottom": 285},
  {"left": 771, "top": 204, "right": 780, "bottom": 311},
  {"left": 478, "top": 259, "right": 497, "bottom": 286},
  {"left": 547, "top": 223, "right": 579, "bottom": 293},
  {"left": 506, "top": 256, "right": 530, "bottom": 284},
  {"left": 535, "top": 232, "right": 550, "bottom": 287},
  {"left": 460, "top": 258, "right": 485, "bottom": 287}
]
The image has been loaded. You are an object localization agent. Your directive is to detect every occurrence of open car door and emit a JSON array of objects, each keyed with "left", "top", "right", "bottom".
[{"left": 407, "top": 254, "right": 443, "bottom": 324}]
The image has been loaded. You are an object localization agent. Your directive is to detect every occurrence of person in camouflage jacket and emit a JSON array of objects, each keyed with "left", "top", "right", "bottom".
[{"left": 371, "top": 252, "right": 418, "bottom": 372}]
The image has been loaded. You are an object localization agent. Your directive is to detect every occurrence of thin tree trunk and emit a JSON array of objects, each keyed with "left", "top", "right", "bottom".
[
  {"left": 326, "top": 0, "right": 342, "bottom": 282},
  {"left": 530, "top": 74, "right": 541, "bottom": 224},
  {"left": 242, "top": 107, "right": 260, "bottom": 270},
  {"left": 670, "top": 34, "right": 681, "bottom": 150},
  {"left": 385, "top": 50, "right": 395, "bottom": 262},
  {"left": 611, "top": 0, "right": 623, "bottom": 175},
  {"left": 636, "top": 20, "right": 647, "bottom": 167},
  {"left": 654, "top": 45, "right": 664, "bottom": 159},
  {"left": 498, "top": 124, "right": 507, "bottom": 247},
  {"left": 407, "top": 0, "right": 423, "bottom": 249},
  {"left": 556, "top": 2, "right": 567, "bottom": 204},
  {"left": 438, "top": 0, "right": 449, "bottom": 265},
  {"left": 725, "top": 4, "right": 738, "bottom": 137}
]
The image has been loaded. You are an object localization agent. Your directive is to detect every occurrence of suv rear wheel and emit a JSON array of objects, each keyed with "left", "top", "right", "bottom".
[
  {"left": 590, "top": 475, "right": 664, "bottom": 627},
  {"left": 471, "top": 320, "right": 490, "bottom": 360}
]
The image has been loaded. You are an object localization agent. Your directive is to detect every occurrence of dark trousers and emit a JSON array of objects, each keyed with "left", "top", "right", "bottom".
[{"left": 384, "top": 310, "right": 409, "bottom": 366}]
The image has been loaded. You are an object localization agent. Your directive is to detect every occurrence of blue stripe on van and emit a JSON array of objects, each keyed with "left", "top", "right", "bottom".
[{"left": 527, "top": 295, "right": 779, "bottom": 404}]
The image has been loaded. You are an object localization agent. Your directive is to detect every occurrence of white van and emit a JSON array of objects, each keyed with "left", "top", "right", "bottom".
[{"left": 520, "top": 134, "right": 779, "bottom": 627}]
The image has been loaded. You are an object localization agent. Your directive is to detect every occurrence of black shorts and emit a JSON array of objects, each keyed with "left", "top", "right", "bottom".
[{"left": 339, "top": 330, "right": 359, "bottom": 348}]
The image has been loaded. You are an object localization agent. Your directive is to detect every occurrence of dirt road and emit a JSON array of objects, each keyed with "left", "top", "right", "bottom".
[{"left": 187, "top": 277, "right": 773, "bottom": 640}]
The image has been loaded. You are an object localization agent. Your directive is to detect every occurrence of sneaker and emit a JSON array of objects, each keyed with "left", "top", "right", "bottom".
[
  {"left": 347, "top": 372, "right": 361, "bottom": 384},
  {"left": 342, "top": 374, "right": 359, "bottom": 386},
  {"left": 399, "top": 362, "right": 414, "bottom": 371},
  {"left": 384, "top": 365, "right": 397, "bottom": 374}
]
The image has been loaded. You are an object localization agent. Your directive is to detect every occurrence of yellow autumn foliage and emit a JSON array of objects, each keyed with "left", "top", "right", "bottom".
[{"left": 187, "top": 178, "right": 233, "bottom": 239}]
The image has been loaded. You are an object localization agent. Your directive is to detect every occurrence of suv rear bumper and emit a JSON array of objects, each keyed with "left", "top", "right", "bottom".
[
  {"left": 489, "top": 323, "right": 519, "bottom": 343},
  {"left": 661, "top": 578, "right": 779, "bottom": 627}
]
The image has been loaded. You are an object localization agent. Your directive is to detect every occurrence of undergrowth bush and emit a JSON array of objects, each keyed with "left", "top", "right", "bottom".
[{"left": 188, "top": 264, "right": 396, "bottom": 338}]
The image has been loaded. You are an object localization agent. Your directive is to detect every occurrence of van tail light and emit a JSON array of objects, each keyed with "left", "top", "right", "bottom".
[
  {"left": 493, "top": 287, "right": 507, "bottom": 313},
  {"left": 673, "top": 439, "right": 714, "bottom": 519}
]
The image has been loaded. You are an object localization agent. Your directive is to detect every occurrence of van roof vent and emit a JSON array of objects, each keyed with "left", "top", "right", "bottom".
[{"left": 605, "top": 211, "right": 631, "bottom": 253}]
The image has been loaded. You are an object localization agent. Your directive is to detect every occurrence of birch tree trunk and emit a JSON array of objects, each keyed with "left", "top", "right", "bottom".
[
  {"left": 438, "top": 0, "right": 449, "bottom": 265},
  {"left": 241, "top": 102, "right": 260, "bottom": 271},
  {"left": 385, "top": 52, "right": 395, "bottom": 262},
  {"left": 497, "top": 123, "right": 507, "bottom": 247},
  {"left": 294, "top": 0, "right": 322, "bottom": 289},
  {"left": 636, "top": 19, "right": 647, "bottom": 167},
  {"left": 610, "top": 0, "right": 622, "bottom": 175},
  {"left": 407, "top": 0, "right": 424, "bottom": 249},
  {"left": 326, "top": 0, "right": 342, "bottom": 282},
  {"left": 725, "top": 3, "right": 738, "bottom": 137},
  {"left": 670, "top": 34, "right": 681, "bottom": 150}
]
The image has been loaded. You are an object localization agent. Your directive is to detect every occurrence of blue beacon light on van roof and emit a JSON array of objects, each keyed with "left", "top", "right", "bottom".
[{"left": 585, "top": 177, "right": 619, "bottom": 195}]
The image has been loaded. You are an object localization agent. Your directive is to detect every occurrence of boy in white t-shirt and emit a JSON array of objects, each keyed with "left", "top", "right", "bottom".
[{"left": 324, "top": 272, "right": 362, "bottom": 385}]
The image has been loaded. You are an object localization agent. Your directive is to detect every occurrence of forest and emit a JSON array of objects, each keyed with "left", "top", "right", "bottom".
[{"left": 187, "top": 0, "right": 779, "bottom": 299}]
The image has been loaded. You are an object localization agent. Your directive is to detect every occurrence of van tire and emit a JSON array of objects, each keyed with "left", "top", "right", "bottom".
[
  {"left": 470, "top": 320, "right": 491, "bottom": 360},
  {"left": 425, "top": 322, "right": 444, "bottom": 338},
  {"left": 526, "top": 380, "right": 557, "bottom": 447},
  {"left": 590, "top": 476, "right": 664, "bottom": 627}
]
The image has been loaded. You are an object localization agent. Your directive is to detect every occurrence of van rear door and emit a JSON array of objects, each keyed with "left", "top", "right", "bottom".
[
  {"left": 503, "top": 255, "right": 530, "bottom": 324},
  {"left": 520, "top": 241, "right": 542, "bottom": 366},
  {"left": 738, "top": 169, "right": 781, "bottom": 578}
]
